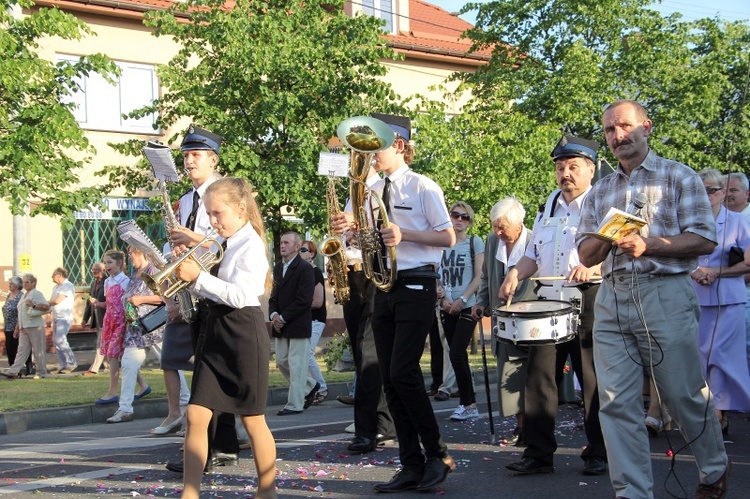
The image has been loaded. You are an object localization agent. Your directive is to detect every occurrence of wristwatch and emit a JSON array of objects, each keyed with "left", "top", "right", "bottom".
[{"left": 459, "top": 296, "right": 468, "bottom": 304}]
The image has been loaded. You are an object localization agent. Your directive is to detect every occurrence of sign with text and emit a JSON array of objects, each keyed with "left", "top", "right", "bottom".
[{"left": 74, "top": 197, "right": 153, "bottom": 220}]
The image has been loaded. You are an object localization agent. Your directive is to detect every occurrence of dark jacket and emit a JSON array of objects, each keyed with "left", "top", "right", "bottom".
[
  {"left": 82, "top": 276, "right": 106, "bottom": 329},
  {"left": 268, "top": 254, "right": 314, "bottom": 339}
]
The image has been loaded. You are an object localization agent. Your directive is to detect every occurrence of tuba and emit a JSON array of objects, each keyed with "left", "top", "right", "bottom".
[
  {"left": 320, "top": 174, "right": 350, "bottom": 304},
  {"left": 336, "top": 116, "right": 397, "bottom": 292}
]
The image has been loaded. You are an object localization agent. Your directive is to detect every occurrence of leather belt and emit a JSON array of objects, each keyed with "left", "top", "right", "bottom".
[{"left": 397, "top": 264, "right": 439, "bottom": 280}]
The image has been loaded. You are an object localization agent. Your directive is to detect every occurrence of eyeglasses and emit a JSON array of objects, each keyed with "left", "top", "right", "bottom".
[
  {"left": 706, "top": 187, "right": 724, "bottom": 194},
  {"left": 450, "top": 211, "right": 472, "bottom": 222},
  {"left": 299, "top": 247, "right": 310, "bottom": 253}
]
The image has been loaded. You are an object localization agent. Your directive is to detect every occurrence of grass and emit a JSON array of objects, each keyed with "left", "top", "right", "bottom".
[{"left": 0, "top": 351, "right": 496, "bottom": 412}]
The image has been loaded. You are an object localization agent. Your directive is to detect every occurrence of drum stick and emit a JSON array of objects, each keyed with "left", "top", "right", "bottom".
[{"left": 529, "top": 276, "right": 568, "bottom": 281}]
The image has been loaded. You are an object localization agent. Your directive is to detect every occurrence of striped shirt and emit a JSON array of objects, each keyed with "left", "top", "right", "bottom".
[{"left": 577, "top": 149, "right": 716, "bottom": 276}]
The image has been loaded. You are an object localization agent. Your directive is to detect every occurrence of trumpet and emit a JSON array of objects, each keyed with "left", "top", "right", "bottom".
[
  {"left": 337, "top": 116, "right": 397, "bottom": 292},
  {"left": 143, "top": 231, "right": 224, "bottom": 299}
]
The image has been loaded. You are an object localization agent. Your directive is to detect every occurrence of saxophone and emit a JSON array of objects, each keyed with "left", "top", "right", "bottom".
[
  {"left": 158, "top": 179, "right": 198, "bottom": 323},
  {"left": 337, "top": 116, "right": 397, "bottom": 292},
  {"left": 320, "top": 174, "right": 350, "bottom": 304}
]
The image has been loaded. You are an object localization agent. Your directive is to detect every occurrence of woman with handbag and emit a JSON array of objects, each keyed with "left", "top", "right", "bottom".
[
  {"left": 691, "top": 168, "right": 750, "bottom": 436},
  {"left": 106, "top": 246, "right": 163, "bottom": 423}
]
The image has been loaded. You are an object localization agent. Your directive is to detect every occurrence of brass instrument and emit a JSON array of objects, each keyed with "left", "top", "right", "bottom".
[
  {"left": 321, "top": 174, "right": 350, "bottom": 304},
  {"left": 336, "top": 116, "right": 397, "bottom": 292},
  {"left": 142, "top": 231, "right": 225, "bottom": 299},
  {"left": 157, "top": 176, "right": 199, "bottom": 322}
]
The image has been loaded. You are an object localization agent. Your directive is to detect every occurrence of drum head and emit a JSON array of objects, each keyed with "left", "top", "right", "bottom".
[{"left": 494, "top": 300, "right": 572, "bottom": 318}]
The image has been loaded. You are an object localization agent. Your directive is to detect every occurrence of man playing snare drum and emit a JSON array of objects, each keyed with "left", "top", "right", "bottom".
[{"left": 499, "top": 135, "right": 607, "bottom": 476}]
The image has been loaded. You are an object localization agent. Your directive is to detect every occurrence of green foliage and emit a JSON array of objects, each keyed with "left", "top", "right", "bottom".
[
  {"left": 457, "top": 0, "right": 750, "bottom": 179},
  {"left": 0, "top": 0, "right": 117, "bottom": 225},
  {"left": 100, "top": 0, "right": 403, "bottom": 251},
  {"left": 323, "top": 332, "right": 351, "bottom": 372}
]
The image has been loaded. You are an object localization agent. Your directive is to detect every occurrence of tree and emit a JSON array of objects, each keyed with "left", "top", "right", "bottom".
[
  {"left": 0, "top": 0, "right": 116, "bottom": 222},
  {"left": 467, "top": 0, "right": 750, "bottom": 164},
  {"left": 417, "top": 0, "right": 750, "bottom": 222},
  {"left": 102, "top": 0, "right": 403, "bottom": 253}
]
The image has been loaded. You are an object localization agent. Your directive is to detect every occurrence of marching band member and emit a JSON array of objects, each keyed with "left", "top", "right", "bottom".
[
  {"left": 367, "top": 113, "right": 457, "bottom": 493},
  {"left": 500, "top": 135, "right": 606, "bottom": 476}
]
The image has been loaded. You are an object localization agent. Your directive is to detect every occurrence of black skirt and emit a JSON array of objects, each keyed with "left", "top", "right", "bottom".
[
  {"left": 160, "top": 321, "right": 194, "bottom": 371},
  {"left": 189, "top": 304, "right": 270, "bottom": 415}
]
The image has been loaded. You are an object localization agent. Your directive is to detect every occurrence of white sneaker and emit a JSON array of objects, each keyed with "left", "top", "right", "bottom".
[
  {"left": 345, "top": 423, "right": 355, "bottom": 433},
  {"left": 107, "top": 410, "right": 134, "bottom": 423},
  {"left": 450, "top": 404, "right": 480, "bottom": 421}
]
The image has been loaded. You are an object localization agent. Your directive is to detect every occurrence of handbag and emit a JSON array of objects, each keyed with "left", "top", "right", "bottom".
[
  {"left": 139, "top": 304, "right": 168, "bottom": 333},
  {"left": 728, "top": 246, "right": 744, "bottom": 267}
]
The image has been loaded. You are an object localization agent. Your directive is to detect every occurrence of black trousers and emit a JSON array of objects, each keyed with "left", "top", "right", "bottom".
[
  {"left": 193, "top": 301, "right": 239, "bottom": 455},
  {"left": 522, "top": 285, "right": 606, "bottom": 465},
  {"left": 441, "top": 310, "right": 477, "bottom": 406},
  {"left": 428, "top": 313, "right": 444, "bottom": 391},
  {"left": 343, "top": 269, "right": 394, "bottom": 440},
  {"left": 372, "top": 276, "right": 447, "bottom": 472}
]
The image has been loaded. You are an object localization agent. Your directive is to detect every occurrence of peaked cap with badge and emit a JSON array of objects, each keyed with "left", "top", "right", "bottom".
[
  {"left": 370, "top": 113, "right": 412, "bottom": 141},
  {"left": 181, "top": 124, "right": 223, "bottom": 155},
  {"left": 551, "top": 135, "right": 599, "bottom": 163}
]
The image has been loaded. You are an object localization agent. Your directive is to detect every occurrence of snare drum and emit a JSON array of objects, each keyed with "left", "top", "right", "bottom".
[{"left": 493, "top": 300, "right": 575, "bottom": 345}]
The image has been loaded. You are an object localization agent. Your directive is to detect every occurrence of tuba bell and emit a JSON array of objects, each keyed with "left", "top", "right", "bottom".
[{"left": 336, "top": 116, "right": 397, "bottom": 292}]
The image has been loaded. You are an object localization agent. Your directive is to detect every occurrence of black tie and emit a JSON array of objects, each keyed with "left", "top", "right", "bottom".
[
  {"left": 186, "top": 191, "right": 200, "bottom": 231},
  {"left": 378, "top": 177, "right": 392, "bottom": 229},
  {"left": 210, "top": 240, "right": 228, "bottom": 277}
]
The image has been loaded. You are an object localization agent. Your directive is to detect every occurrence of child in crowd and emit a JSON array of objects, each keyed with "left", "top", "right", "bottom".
[
  {"left": 175, "top": 178, "right": 276, "bottom": 499},
  {"left": 95, "top": 249, "right": 129, "bottom": 405}
]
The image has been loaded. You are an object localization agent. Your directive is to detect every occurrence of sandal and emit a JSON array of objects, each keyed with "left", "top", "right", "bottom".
[
  {"left": 645, "top": 416, "right": 671, "bottom": 437},
  {"left": 313, "top": 389, "right": 328, "bottom": 405}
]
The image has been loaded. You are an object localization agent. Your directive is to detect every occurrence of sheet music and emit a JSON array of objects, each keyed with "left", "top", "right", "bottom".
[
  {"left": 317, "top": 152, "right": 350, "bottom": 177},
  {"left": 143, "top": 141, "right": 180, "bottom": 182},
  {"left": 116, "top": 220, "right": 167, "bottom": 267}
]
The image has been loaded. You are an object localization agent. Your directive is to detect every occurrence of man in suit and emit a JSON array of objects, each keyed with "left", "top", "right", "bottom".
[
  {"left": 82, "top": 262, "right": 107, "bottom": 376},
  {"left": 269, "top": 231, "right": 320, "bottom": 415}
]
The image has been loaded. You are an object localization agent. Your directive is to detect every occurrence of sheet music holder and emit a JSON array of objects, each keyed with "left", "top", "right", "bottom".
[
  {"left": 143, "top": 141, "right": 180, "bottom": 182},
  {"left": 116, "top": 220, "right": 168, "bottom": 267}
]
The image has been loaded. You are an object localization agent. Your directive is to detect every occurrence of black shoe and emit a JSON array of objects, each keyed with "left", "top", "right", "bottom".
[
  {"left": 347, "top": 436, "right": 376, "bottom": 454},
  {"left": 433, "top": 391, "right": 450, "bottom": 402},
  {"left": 450, "top": 391, "right": 460, "bottom": 398},
  {"left": 165, "top": 459, "right": 185, "bottom": 473},
  {"left": 416, "top": 455, "right": 456, "bottom": 491},
  {"left": 582, "top": 456, "right": 607, "bottom": 476},
  {"left": 374, "top": 469, "right": 423, "bottom": 493},
  {"left": 426, "top": 388, "right": 439, "bottom": 397},
  {"left": 506, "top": 457, "right": 554, "bottom": 474},
  {"left": 304, "top": 382, "right": 321, "bottom": 409},
  {"left": 277, "top": 408, "right": 302, "bottom": 416}
]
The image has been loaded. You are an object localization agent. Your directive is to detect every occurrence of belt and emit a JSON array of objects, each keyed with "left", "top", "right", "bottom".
[{"left": 397, "top": 264, "right": 439, "bottom": 279}]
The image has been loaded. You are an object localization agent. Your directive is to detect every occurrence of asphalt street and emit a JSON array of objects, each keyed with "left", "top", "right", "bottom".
[{"left": 0, "top": 384, "right": 748, "bottom": 498}]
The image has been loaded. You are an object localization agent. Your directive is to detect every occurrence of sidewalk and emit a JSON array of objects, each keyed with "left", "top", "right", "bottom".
[{"left": 0, "top": 348, "right": 498, "bottom": 435}]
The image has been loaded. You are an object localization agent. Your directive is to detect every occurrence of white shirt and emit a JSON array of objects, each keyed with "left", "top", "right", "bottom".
[
  {"left": 104, "top": 272, "right": 129, "bottom": 295},
  {"left": 525, "top": 188, "right": 590, "bottom": 282},
  {"left": 371, "top": 165, "right": 452, "bottom": 270},
  {"left": 50, "top": 279, "right": 75, "bottom": 321},
  {"left": 163, "top": 174, "right": 222, "bottom": 257},
  {"left": 193, "top": 222, "right": 268, "bottom": 308}
]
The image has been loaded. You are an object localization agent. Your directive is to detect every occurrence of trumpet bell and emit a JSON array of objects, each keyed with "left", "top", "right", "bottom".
[{"left": 337, "top": 116, "right": 395, "bottom": 153}]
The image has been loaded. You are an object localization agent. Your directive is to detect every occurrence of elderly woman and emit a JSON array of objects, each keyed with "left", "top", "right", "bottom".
[
  {"left": 691, "top": 168, "right": 750, "bottom": 436},
  {"left": 471, "top": 197, "right": 533, "bottom": 445},
  {"left": 3, "top": 276, "right": 33, "bottom": 375},
  {"left": 1, "top": 274, "right": 48, "bottom": 379}
]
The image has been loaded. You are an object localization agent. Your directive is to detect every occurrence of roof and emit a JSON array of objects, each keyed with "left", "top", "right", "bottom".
[
  {"left": 388, "top": 0, "right": 491, "bottom": 64},
  {"left": 32, "top": 0, "right": 490, "bottom": 65}
]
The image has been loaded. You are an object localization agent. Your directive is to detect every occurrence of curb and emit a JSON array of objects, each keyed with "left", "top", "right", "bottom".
[{"left": 0, "top": 369, "right": 499, "bottom": 436}]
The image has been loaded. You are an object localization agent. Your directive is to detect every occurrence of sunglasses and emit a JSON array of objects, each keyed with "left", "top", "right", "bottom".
[
  {"left": 299, "top": 247, "right": 311, "bottom": 253},
  {"left": 706, "top": 187, "right": 723, "bottom": 194},
  {"left": 450, "top": 211, "right": 472, "bottom": 222}
]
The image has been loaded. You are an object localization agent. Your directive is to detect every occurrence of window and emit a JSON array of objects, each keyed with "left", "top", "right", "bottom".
[
  {"left": 362, "top": 0, "right": 395, "bottom": 34},
  {"left": 57, "top": 54, "right": 160, "bottom": 134}
]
